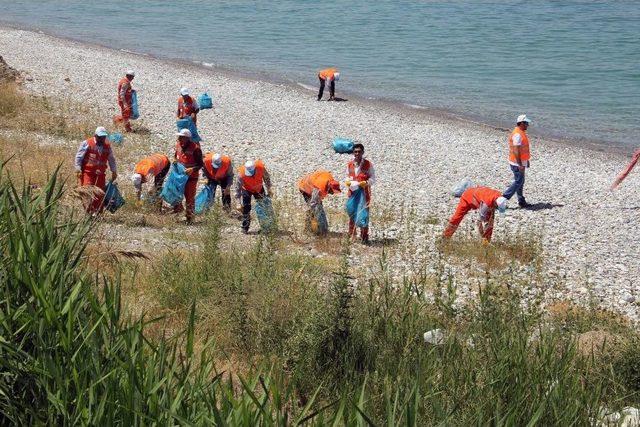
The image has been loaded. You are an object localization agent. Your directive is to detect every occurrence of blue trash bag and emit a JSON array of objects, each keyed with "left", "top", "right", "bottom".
[
  {"left": 176, "top": 117, "right": 201, "bottom": 143},
  {"left": 332, "top": 137, "right": 354, "bottom": 154},
  {"left": 346, "top": 188, "right": 369, "bottom": 228},
  {"left": 255, "top": 196, "right": 276, "bottom": 232},
  {"left": 160, "top": 163, "right": 189, "bottom": 206},
  {"left": 310, "top": 203, "right": 329, "bottom": 235},
  {"left": 108, "top": 132, "right": 124, "bottom": 146},
  {"left": 130, "top": 90, "right": 140, "bottom": 120},
  {"left": 198, "top": 93, "right": 213, "bottom": 109},
  {"left": 103, "top": 181, "right": 125, "bottom": 213},
  {"left": 195, "top": 184, "right": 216, "bottom": 214}
]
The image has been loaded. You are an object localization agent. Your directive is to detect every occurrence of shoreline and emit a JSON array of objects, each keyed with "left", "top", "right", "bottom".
[{"left": 0, "top": 20, "right": 631, "bottom": 156}]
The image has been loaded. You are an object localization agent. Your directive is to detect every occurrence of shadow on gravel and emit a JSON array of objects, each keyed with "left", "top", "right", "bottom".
[
  {"left": 329, "top": 97, "right": 348, "bottom": 102},
  {"left": 520, "top": 202, "right": 564, "bottom": 211},
  {"left": 367, "top": 237, "right": 399, "bottom": 248}
]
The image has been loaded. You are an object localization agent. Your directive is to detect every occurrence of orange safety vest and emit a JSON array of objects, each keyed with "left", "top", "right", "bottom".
[
  {"left": 238, "top": 160, "right": 266, "bottom": 193},
  {"left": 203, "top": 153, "right": 232, "bottom": 181},
  {"left": 347, "top": 159, "right": 372, "bottom": 202},
  {"left": 134, "top": 153, "right": 169, "bottom": 181},
  {"left": 175, "top": 140, "right": 201, "bottom": 170},
  {"left": 318, "top": 68, "right": 338, "bottom": 81},
  {"left": 177, "top": 96, "right": 198, "bottom": 119},
  {"left": 298, "top": 170, "right": 335, "bottom": 199},
  {"left": 461, "top": 186, "right": 502, "bottom": 211},
  {"left": 508, "top": 126, "right": 530, "bottom": 164},
  {"left": 82, "top": 137, "right": 112, "bottom": 175},
  {"left": 117, "top": 77, "right": 132, "bottom": 103}
]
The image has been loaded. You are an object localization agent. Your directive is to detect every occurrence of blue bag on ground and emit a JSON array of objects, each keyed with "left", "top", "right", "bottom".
[
  {"left": 130, "top": 90, "right": 140, "bottom": 120},
  {"left": 103, "top": 181, "right": 125, "bottom": 213},
  {"left": 255, "top": 196, "right": 276, "bottom": 232},
  {"left": 332, "top": 137, "right": 354, "bottom": 154},
  {"left": 160, "top": 163, "right": 189, "bottom": 206},
  {"left": 176, "top": 117, "right": 201, "bottom": 142},
  {"left": 108, "top": 132, "right": 124, "bottom": 146},
  {"left": 195, "top": 184, "right": 216, "bottom": 214},
  {"left": 346, "top": 188, "right": 369, "bottom": 228},
  {"left": 198, "top": 93, "right": 213, "bottom": 109}
]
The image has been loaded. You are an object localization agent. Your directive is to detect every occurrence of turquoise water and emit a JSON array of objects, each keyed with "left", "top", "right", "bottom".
[{"left": 1, "top": 0, "right": 639, "bottom": 147}]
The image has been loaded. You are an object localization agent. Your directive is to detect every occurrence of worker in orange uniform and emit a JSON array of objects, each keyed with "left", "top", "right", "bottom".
[
  {"left": 298, "top": 170, "right": 341, "bottom": 235},
  {"left": 177, "top": 87, "right": 200, "bottom": 125},
  {"left": 113, "top": 70, "right": 135, "bottom": 132},
  {"left": 317, "top": 67, "right": 340, "bottom": 101},
  {"left": 234, "top": 160, "right": 272, "bottom": 234},
  {"left": 131, "top": 153, "right": 170, "bottom": 201},
  {"left": 203, "top": 152, "right": 234, "bottom": 211},
  {"left": 174, "top": 129, "right": 203, "bottom": 223},
  {"left": 503, "top": 114, "right": 532, "bottom": 208},
  {"left": 345, "top": 143, "right": 375, "bottom": 244},
  {"left": 74, "top": 126, "right": 118, "bottom": 213},
  {"left": 443, "top": 186, "right": 508, "bottom": 242}
]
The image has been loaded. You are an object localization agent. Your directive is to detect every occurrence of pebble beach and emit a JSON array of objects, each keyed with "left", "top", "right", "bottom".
[{"left": 1, "top": 27, "right": 638, "bottom": 321}]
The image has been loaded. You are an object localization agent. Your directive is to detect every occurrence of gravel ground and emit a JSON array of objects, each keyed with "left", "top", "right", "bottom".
[{"left": 1, "top": 27, "right": 638, "bottom": 321}]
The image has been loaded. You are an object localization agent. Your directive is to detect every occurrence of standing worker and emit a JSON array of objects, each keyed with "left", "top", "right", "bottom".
[
  {"left": 75, "top": 126, "right": 118, "bottom": 213},
  {"left": 345, "top": 143, "right": 375, "bottom": 244},
  {"left": 317, "top": 67, "right": 340, "bottom": 101},
  {"left": 131, "top": 153, "right": 170, "bottom": 201},
  {"left": 443, "top": 186, "right": 508, "bottom": 242},
  {"left": 503, "top": 114, "right": 532, "bottom": 208},
  {"left": 203, "top": 152, "right": 234, "bottom": 211},
  {"left": 235, "top": 160, "right": 272, "bottom": 234},
  {"left": 174, "top": 129, "right": 203, "bottom": 223},
  {"left": 113, "top": 70, "right": 135, "bottom": 132},
  {"left": 298, "top": 170, "right": 341, "bottom": 235},
  {"left": 177, "top": 87, "right": 200, "bottom": 125}
]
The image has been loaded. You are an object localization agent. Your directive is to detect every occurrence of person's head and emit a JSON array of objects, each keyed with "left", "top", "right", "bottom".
[
  {"left": 126, "top": 70, "right": 135, "bottom": 81},
  {"left": 212, "top": 153, "right": 222, "bottom": 169},
  {"left": 495, "top": 196, "right": 508, "bottom": 214},
  {"left": 176, "top": 128, "right": 192, "bottom": 146},
  {"left": 94, "top": 126, "right": 109, "bottom": 144},
  {"left": 131, "top": 173, "right": 143, "bottom": 190},
  {"left": 327, "top": 179, "right": 341, "bottom": 195},
  {"left": 180, "top": 87, "right": 190, "bottom": 100},
  {"left": 244, "top": 160, "right": 256, "bottom": 177},
  {"left": 353, "top": 143, "right": 364, "bottom": 162},
  {"left": 516, "top": 114, "right": 531, "bottom": 130},
  {"left": 333, "top": 72, "right": 340, "bottom": 81}
]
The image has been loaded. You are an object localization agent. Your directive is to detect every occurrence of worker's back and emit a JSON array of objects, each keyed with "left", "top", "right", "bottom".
[{"left": 461, "top": 186, "right": 501, "bottom": 209}]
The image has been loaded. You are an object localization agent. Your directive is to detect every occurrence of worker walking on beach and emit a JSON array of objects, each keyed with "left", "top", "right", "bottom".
[
  {"left": 177, "top": 87, "right": 200, "bottom": 125},
  {"left": 611, "top": 148, "right": 640, "bottom": 190},
  {"left": 503, "top": 114, "right": 532, "bottom": 208},
  {"left": 346, "top": 143, "right": 375, "bottom": 244},
  {"left": 113, "top": 70, "right": 134, "bottom": 132},
  {"left": 203, "top": 152, "right": 234, "bottom": 211},
  {"left": 317, "top": 67, "right": 340, "bottom": 101},
  {"left": 298, "top": 170, "right": 341, "bottom": 235},
  {"left": 235, "top": 160, "right": 272, "bottom": 234},
  {"left": 443, "top": 186, "right": 508, "bottom": 242},
  {"left": 174, "top": 129, "right": 203, "bottom": 223},
  {"left": 131, "top": 153, "right": 170, "bottom": 201},
  {"left": 75, "top": 126, "right": 118, "bottom": 213}
]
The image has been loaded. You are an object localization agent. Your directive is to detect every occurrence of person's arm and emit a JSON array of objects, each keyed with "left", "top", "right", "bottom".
[
  {"left": 108, "top": 149, "right": 118, "bottom": 181},
  {"left": 193, "top": 148, "right": 204, "bottom": 172},
  {"left": 234, "top": 176, "right": 243, "bottom": 200},
  {"left": 119, "top": 81, "right": 131, "bottom": 104},
  {"left": 511, "top": 133, "right": 524, "bottom": 169},
  {"left": 263, "top": 169, "right": 272, "bottom": 195},
  {"left": 74, "top": 141, "right": 88, "bottom": 173},
  {"left": 366, "top": 163, "right": 376, "bottom": 186}
]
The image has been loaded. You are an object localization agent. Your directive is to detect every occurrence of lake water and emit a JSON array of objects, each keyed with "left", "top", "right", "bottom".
[{"left": 1, "top": 0, "right": 638, "bottom": 147}]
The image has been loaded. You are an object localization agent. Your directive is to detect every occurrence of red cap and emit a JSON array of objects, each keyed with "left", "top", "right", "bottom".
[{"left": 328, "top": 180, "right": 341, "bottom": 193}]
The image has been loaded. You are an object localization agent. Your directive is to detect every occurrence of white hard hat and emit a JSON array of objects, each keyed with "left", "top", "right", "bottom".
[
  {"left": 244, "top": 160, "right": 256, "bottom": 177},
  {"left": 516, "top": 114, "right": 531, "bottom": 124},
  {"left": 180, "top": 87, "right": 190, "bottom": 96},
  {"left": 176, "top": 128, "right": 192, "bottom": 138},
  {"left": 126, "top": 69, "right": 135, "bottom": 76},
  {"left": 333, "top": 72, "right": 340, "bottom": 81},
  {"left": 496, "top": 196, "right": 508, "bottom": 214},
  {"left": 95, "top": 126, "right": 109, "bottom": 137},
  {"left": 212, "top": 153, "right": 222, "bottom": 168},
  {"left": 131, "top": 173, "right": 142, "bottom": 188}
]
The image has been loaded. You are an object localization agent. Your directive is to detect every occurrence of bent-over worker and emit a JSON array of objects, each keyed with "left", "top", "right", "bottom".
[
  {"left": 75, "top": 126, "right": 117, "bottom": 213},
  {"left": 298, "top": 170, "right": 341, "bottom": 235},
  {"left": 346, "top": 143, "right": 375, "bottom": 244},
  {"left": 203, "top": 152, "right": 234, "bottom": 211},
  {"left": 174, "top": 129, "right": 203, "bottom": 223},
  {"left": 235, "top": 160, "right": 272, "bottom": 234},
  {"left": 443, "top": 186, "right": 508, "bottom": 242},
  {"left": 317, "top": 68, "right": 340, "bottom": 101},
  {"left": 131, "top": 153, "right": 170, "bottom": 201},
  {"left": 113, "top": 70, "right": 135, "bottom": 132}
]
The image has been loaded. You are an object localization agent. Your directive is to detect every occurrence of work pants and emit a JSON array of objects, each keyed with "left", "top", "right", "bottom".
[
  {"left": 443, "top": 200, "right": 495, "bottom": 241},
  {"left": 207, "top": 175, "right": 233, "bottom": 210},
  {"left": 317, "top": 77, "right": 335, "bottom": 100},
  {"left": 241, "top": 188, "right": 265, "bottom": 232},
  {"left": 503, "top": 165, "right": 526, "bottom": 204},
  {"left": 114, "top": 101, "right": 132, "bottom": 132},
  {"left": 80, "top": 171, "right": 106, "bottom": 214},
  {"left": 174, "top": 177, "right": 198, "bottom": 222}
]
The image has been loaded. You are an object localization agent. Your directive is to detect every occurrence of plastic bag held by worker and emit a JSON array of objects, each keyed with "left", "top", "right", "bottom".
[
  {"left": 198, "top": 93, "right": 213, "bottom": 109},
  {"left": 346, "top": 188, "right": 369, "bottom": 228},
  {"left": 452, "top": 178, "right": 474, "bottom": 197},
  {"left": 130, "top": 90, "right": 140, "bottom": 120},
  {"left": 176, "top": 117, "right": 201, "bottom": 143},
  {"left": 103, "top": 181, "right": 125, "bottom": 213},
  {"left": 332, "top": 137, "right": 354, "bottom": 154},
  {"left": 310, "top": 204, "right": 329, "bottom": 235},
  {"left": 195, "top": 184, "right": 216, "bottom": 214},
  {"left": 108, "top": 132, "right": 124, "bottom": 146},
  {"left": 160, "top": 163, "right": 189, "bottom": 206},
  {"left": 255, "top": 196, "right": 276, "bottom": 232}
]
